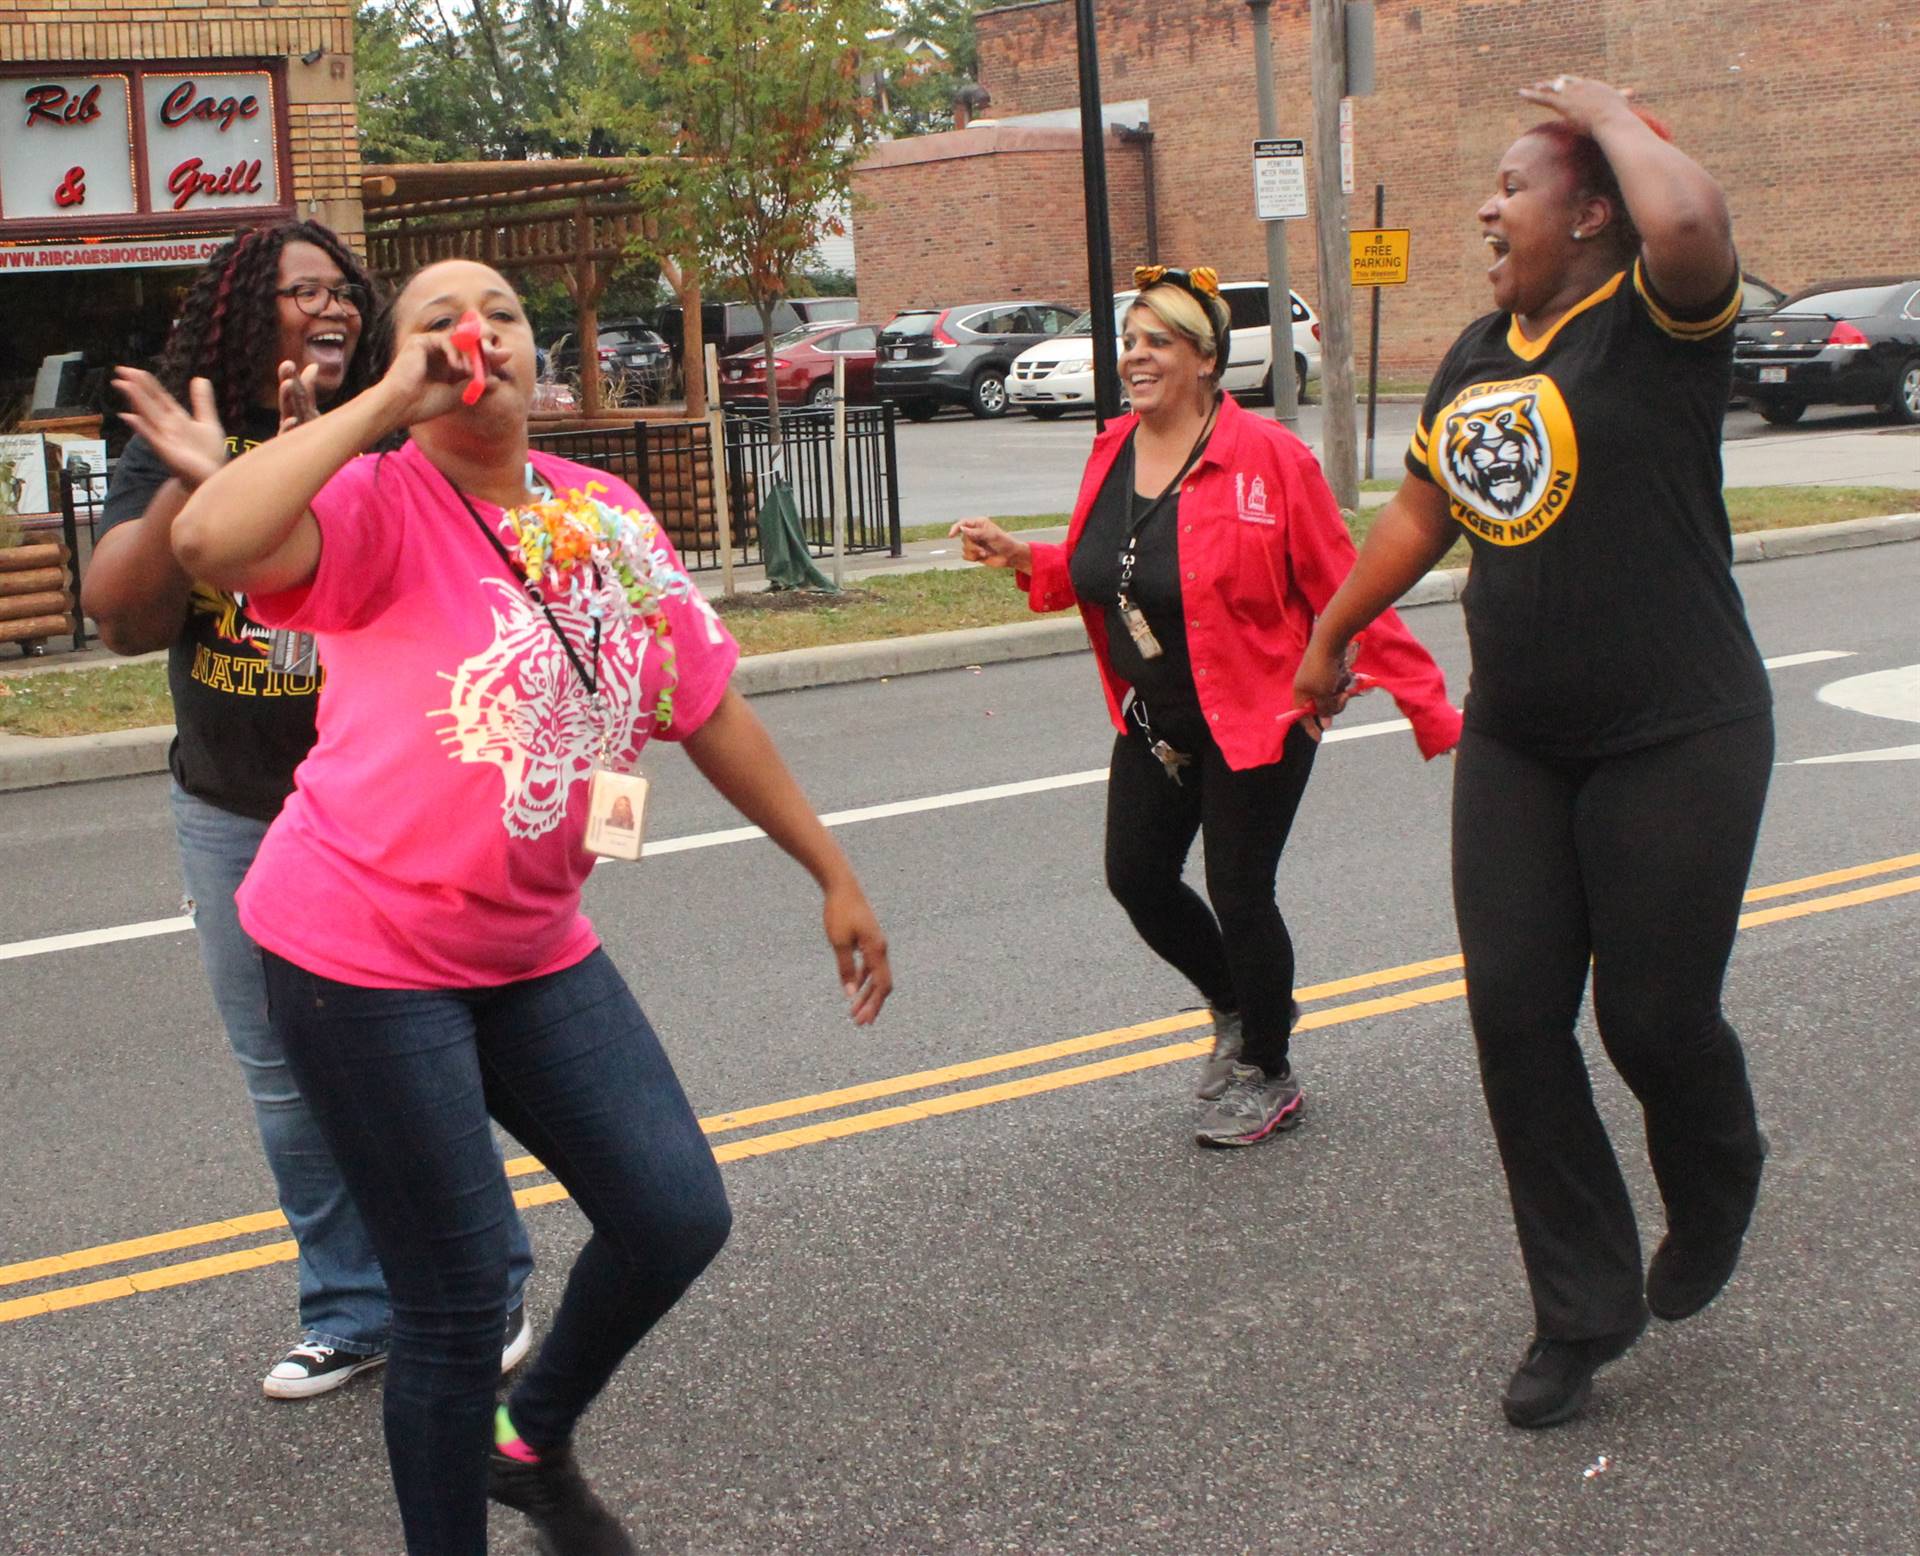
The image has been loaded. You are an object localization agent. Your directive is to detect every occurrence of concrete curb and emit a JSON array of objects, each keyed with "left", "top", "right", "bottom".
[{"left": 4, "top": 511, "right": 1916, "bottom": 795}]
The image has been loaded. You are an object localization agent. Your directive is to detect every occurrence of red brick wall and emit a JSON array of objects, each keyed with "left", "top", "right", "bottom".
[
  {"left": 853, "top": 125, "right": 1149, "bottom": 326},
  {"left": 971, "top": 0, "right": 1920, "bottom": 377}
]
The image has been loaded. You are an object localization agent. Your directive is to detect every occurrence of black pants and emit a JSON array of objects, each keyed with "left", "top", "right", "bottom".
[
  {"left": 1451, "top": 713, "right": 1773, "bottom": 1341},
  {"left": 1104, "top": 709, "right": 1318, "bottom": 1074}
]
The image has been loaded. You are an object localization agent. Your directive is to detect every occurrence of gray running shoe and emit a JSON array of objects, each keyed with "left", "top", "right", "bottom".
[
  {"left": 1195, "top": 1061, "right": 1305, "bottom": 1148},
  {"left": 1195, "top": 1008, "right": 1244, "bottom": 1099}
]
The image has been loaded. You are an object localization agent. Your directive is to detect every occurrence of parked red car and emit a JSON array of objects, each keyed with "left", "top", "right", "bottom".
[{"left": 718, "top": 323, "right": 879, "bottom": 408}]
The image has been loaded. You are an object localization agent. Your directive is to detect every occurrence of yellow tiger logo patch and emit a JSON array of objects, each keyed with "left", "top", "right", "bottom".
[{"left": 1429, "top": 376, "right": 1578, "bottom": 547}]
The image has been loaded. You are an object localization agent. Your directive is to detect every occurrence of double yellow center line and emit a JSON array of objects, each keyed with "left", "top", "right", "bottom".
[{"left": 5, "top": 849, "right": 1918, "bottom": 1327}]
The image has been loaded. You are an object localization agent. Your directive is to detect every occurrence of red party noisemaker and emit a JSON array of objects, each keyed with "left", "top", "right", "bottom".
[{"left": 449, "top": 310, "right": 487, "bottom": 405}]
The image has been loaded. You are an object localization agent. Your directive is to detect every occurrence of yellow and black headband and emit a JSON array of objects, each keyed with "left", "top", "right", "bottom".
[{"left": 1132, "top": 265, "right": 1230, "bottom": 373}]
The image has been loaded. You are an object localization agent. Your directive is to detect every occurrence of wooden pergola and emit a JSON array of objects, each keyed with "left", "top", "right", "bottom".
[{"left": 361, "top": 159, "right": 708, "bottom": 417}]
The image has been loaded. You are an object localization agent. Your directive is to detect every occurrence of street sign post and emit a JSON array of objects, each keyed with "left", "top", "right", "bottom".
[{"left": 1252, "top": 138, "right": 1308, "bottom": 222}]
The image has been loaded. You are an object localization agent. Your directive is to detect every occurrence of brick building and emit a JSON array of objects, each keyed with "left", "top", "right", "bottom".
[
  {"left": 857, "top": 0, "right": 1920, "bottom": 377},
  {"left": 0, "top": 0, "right": 362, "bottom": 424}
]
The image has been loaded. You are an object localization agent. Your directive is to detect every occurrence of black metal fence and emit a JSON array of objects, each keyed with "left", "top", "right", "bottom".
[{"left": 529, "top": 403, "right": 901, "bottom": 575}]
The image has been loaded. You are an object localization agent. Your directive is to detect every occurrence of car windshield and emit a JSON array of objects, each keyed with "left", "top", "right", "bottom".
[
  {"left": 883, "top": 312, "right": 940, "bottom": 338},
  {"left": 1777, "top": 283, "right": 1907, "bottom": 317}
]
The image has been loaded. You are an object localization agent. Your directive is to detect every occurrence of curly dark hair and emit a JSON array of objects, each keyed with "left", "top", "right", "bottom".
[{"left": 154, "top": 220, "right": 381, "bottom": 428}]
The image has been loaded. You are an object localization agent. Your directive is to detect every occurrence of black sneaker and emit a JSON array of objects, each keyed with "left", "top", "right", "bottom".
[
  {"left": 502, "top": 1301, "right": 534, "bottom": 1375},
  {"left": 488, "top": 1443, "right": 636, "bottom": 1556},
  {"left": 262, "top": 1337, "right": 386, "bottom": 1401},
  {"left": 1500, "top": 1317, "right": 1647, "bottom": 1430}
]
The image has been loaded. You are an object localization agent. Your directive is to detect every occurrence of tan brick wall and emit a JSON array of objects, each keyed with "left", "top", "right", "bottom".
[
  {"left": 0, "top": 0, "right": 363, "bottom": 242},
  {"left": 970, "top": 0, "right": 1920, "bottom": 377},
  {"left": 852, "top": 127, "right": 1150, "bottom": 326}
]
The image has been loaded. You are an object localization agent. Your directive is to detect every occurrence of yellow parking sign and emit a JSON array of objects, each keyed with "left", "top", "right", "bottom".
[{"left": 1350, "top": 228, "right": 1410, "bottom": 287}]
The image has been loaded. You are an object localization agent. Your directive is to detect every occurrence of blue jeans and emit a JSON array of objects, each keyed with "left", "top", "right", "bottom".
[
  {"left": 171, "top": 784, "right": 533, "bottom": 1355},
  {"left": 260, "top": 946, "right": 732, "bottom": 1556}
]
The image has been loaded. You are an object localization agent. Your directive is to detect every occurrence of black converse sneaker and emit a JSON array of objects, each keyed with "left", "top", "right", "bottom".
[
  {"left": 489, "top": 1442, "right": 636, "bottom": 1556},
  {"left": 262, "top": 1337, "right": 387, "bottom": 1401}
]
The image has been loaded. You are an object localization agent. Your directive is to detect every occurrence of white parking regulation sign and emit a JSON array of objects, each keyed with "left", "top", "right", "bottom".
[{"left": 1253, "top": 138, "right": 1307, "bottom": 221}]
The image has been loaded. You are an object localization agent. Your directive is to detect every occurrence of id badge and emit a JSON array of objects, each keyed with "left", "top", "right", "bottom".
[
  {"left": 585, "top": 769, "right": 650, "bottom": 861},
  {"left": 268, "top": 629, "right": 319, "bottom": 677},
  {"left": 1121, "top": 604, "right": 1163, "bottom": 660}
]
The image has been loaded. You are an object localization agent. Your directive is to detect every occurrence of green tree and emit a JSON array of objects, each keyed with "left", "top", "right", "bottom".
[
  {"left": 873, "top": 0, "right": 981, "bottom": 136},
  {"left": 355, "top": 0, "right": 621, "bottom": 162},
  {"left": 597, "top": 0, "right": 887, "bottom": 445}
]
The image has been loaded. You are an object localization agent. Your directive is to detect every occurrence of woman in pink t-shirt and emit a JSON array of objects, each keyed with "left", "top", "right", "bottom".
[{"left": 163, "top": 259, "right": 894, "bottom": 1555}]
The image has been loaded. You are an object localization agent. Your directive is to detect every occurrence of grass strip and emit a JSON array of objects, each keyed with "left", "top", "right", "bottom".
[{"left": 3, "top": 484, "right": 1911, "bottom": 737}]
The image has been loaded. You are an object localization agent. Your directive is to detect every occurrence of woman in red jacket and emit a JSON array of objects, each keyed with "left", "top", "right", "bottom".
[{"left": 953, "top": 266, "right": 1459, "bottom": 1147}]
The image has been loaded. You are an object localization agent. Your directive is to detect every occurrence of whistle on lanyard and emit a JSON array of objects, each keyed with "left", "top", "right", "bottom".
[{"left": 449, "top": 310, "right": 488, "bottom": 405}]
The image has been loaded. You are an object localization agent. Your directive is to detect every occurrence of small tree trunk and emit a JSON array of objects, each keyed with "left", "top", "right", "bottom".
[{"left": 758, "top": 299, "right": 783, "bottom": 452}]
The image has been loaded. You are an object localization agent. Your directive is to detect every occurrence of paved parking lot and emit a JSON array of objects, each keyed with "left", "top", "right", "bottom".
[{"left": 890, "top": 399, "right": 1920, "bottom": 527}]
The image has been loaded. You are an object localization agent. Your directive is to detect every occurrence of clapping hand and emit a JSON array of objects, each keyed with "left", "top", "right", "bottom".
[
  {"left": 113, "top": 368, "right": 229, "bottom": 489},
  {"left": 277, "top": 360, "right": 321, "bottom": 432}
]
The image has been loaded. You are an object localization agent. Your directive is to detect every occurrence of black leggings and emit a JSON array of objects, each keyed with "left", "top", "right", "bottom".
[
  {"left": 1104, "top": 711, "right": 1318, "bottom": 1073},
  {"left": 1451, "top": 713, "right": 1773, "bottom": 1340}
]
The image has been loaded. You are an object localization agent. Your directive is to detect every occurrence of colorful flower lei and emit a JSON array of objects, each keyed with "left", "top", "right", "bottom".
[{"left": 500, "top": 480, "right": 688, "bottom": 730}]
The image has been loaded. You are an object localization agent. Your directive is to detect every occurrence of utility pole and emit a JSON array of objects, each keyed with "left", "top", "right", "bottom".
[
  {"left": 1073, "top": 0, "right": 1121, "bottom": 427},
  {"left": 1310, "top": 0, "right": 1358, "bottom": 508},
  {"left": 1246, "top": 0, "right": 1297, "bottom": 426}
]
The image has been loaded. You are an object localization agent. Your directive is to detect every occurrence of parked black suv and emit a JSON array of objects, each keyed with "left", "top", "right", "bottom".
[
  {"left": 874, "top": 301, "right": 1080, "bottom": 419},
  {"left": 655, "top": 299, "right": 805, "bottom": 368},
  {"left": 550, "top": 318, "right": 673, "bottom": 400}
]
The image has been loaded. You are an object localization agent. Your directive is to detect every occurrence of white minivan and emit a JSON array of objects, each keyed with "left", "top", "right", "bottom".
[{"left": 1008, "top": 282, "right": 1322, "bottom": 418}]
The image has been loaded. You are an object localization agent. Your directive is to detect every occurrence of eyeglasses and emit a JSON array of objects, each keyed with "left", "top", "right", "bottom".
[{"left": 277, "top": 281, "right": 371, "bottom": 317}]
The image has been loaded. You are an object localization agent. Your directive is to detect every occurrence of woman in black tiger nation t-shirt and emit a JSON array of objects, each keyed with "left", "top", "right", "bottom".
[{"left": 1294, "top": 76, "right": 1771, "bottom": 1429}]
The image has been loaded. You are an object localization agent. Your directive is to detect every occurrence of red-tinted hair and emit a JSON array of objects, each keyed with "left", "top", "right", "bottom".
[{"left": 1524, "top": 108, "right": 1673, "bottom": 250}]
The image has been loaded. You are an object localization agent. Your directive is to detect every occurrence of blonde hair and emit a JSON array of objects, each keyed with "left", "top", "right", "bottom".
[{"left": 1131, "top": 285, "right": 1228, "bottom": 379}]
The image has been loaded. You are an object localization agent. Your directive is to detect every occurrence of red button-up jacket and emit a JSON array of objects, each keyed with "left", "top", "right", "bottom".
[{"left": 1019, "top": 393, "right": 1462, "bottom": 769}]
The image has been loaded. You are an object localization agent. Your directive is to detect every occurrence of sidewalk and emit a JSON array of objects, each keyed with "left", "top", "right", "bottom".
[{"left": 3, "top": 509, "right": 1916, "bottom": 795}]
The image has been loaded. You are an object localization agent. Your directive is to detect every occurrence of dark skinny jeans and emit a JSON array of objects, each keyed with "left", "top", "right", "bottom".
[
  {"left": 1451, "top": 713, "right": 1773, "bottom": 1341},
  {"left": 262, "top": 946, "right": 731, "bottom": 1555},
  {"left": 1104, "top": 709, "right": 1318, "bottom": 1073}
]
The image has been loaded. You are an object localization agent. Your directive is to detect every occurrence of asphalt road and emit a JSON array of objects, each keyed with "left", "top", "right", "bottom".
[
  {"left": 892, "top": 402, "right": 1920, "bottom": 527},
  {"left": 2, "top": 543, "right": 1917, "bottom": 1555}
]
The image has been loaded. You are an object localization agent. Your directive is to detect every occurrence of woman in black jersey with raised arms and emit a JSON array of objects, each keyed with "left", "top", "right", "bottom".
[{"left": 1295, "top": 76, "right": 1772, "bottom": 1429}]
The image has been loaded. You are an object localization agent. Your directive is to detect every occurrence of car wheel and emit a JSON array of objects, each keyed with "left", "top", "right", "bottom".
[
  {"left": 1026, "top": 406, "right": 1066, "bottom": 420},
  {"left": 1757, "top": 398, "right": 1806, "bottom": 426},
  {"left": 902, "top": 398, "right": 938, "bottom": 422},
  {"left": 807, "top": 381, "right": 836, "bottom": 408},
  {"left": 969, "top": 371, "right": 1009, "bottom": 419},
  {"left": 1886, "top": 359, "right": 1920, "bottom": 425}
]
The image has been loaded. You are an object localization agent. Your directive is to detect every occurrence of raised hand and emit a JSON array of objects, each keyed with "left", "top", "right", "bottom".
[
  {"left": 1518, "top": 74, "right": 1638, "bottom": 135},
  {"left": 113, "top": 368, "right": 229, "bottom": 489},
  {"left": 277, "top": 359, "right": 321, "bottom": 432}
]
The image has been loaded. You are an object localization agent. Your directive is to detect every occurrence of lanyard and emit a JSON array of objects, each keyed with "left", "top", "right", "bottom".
[
  {"left": 449, "top": 472, "right": 602, "bottom": 701},
  {"left": 1118, "top": 400, "right": 1216, "bottom": 605}
]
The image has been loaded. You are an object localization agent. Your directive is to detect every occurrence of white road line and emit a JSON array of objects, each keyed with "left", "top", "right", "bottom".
[
  {"left": 0, "top": 915, "right": 192, "bottom": 963},
  {"left": 1763, "top": 650, "right": 1855, "bottom": 669},
  {"left": 0, "top": 647, "right": 1851, "bottom": 965}
]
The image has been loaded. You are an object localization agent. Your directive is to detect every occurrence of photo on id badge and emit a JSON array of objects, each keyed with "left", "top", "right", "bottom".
[{"left": 586, "top": 770, "right": 649, "bottom": 860}]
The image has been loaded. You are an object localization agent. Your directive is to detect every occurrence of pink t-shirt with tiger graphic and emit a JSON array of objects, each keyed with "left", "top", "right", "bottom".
[{"left": 239, "top": 439, "right": 739, "bottom": 989}]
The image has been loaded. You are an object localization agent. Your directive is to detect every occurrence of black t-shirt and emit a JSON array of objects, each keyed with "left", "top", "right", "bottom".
[
  {"left": 99, "top": 408, "right": 320, "bottom": 821},
  {"left": 1069, "top": 434, "right": 1201, "bottom": 720},
  {"left": 1408, "top": 260, "right": 1771, "bottom": 758}
]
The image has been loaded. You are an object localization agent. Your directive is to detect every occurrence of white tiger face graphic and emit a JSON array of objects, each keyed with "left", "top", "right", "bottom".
[{"left": 1442, "top": 392, "right": 1550, "bottom": 522}]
